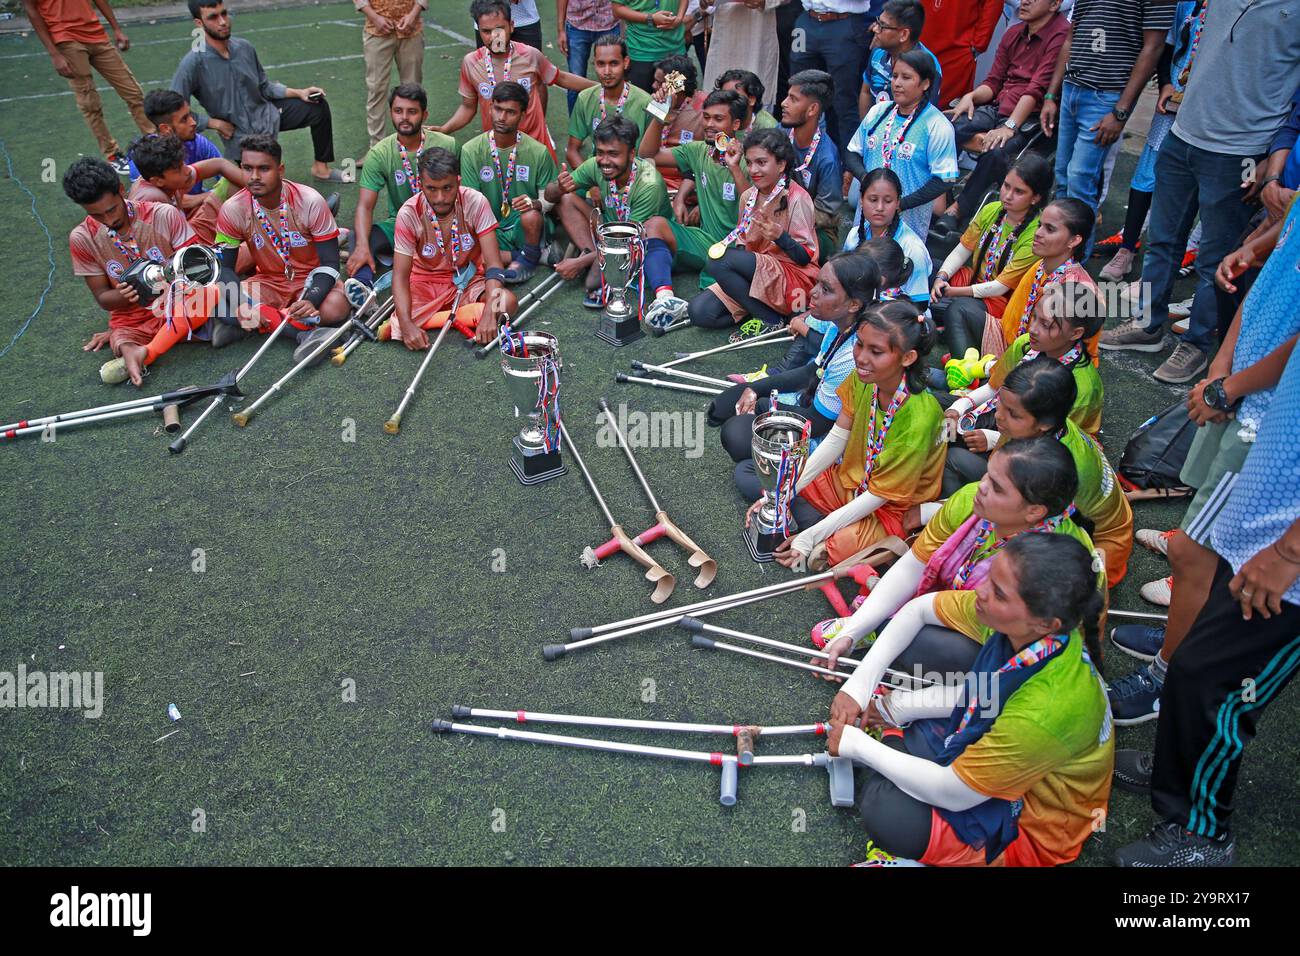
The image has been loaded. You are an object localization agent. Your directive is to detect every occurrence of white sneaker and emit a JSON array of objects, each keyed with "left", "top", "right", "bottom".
[
  {"left": 1168, "top": 297, "right": 1194, "bottom": 319},
  {"left": 1136, "top": 529, "right": 1175, "bottom": 556},
  {"left": 644, "top": 294, "right": 688, "bottom": 333},
  {"left": 1140, "top": 576, "right": 1173, "bottom": 608},
  {"left": 1172, "top": 317, "right": 1190, "bottom": 334}
]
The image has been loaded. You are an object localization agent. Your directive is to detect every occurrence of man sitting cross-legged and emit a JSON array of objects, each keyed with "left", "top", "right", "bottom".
[
  {"left": 127, "top": 133, "right": 245, "bottom": 244},
  {"left": 348, "top": 82, "right": 458, "bottom": 293},
  {"left": 389, "top": 147, "right": 518, "bottom": 349},
  {"left": 543, "top": 116, "right": 672, "bottom": 309},
  {"left": 639, "top": 88, "right": 750, "bottom": 330},
  {"left": 461, "top": 81, "right": 557, "bottom": 285},
  {"left": 214, "top": 134, "right": 352, "bottom": 361},
  {"left": 64, "top": 156, "right": 226, "bottom": 386},
  {"left": 565, "top": 34, "right": 652, "bottom": 171}
]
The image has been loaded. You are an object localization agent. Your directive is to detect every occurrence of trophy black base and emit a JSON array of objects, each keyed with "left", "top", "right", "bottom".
[
  {"left": 743, "top": 523, "right": 786, "bottom": 564},
  {"left": 595, "top": 312, "right": 645, "bottom": 348},
  {"left": 509, "top": 450, "right": 566, "bottom": 486}
]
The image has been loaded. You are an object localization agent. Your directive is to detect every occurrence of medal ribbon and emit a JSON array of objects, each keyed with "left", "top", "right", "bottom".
[
  {"left": 857, "top": 377, "right": 910, "bottom": 493},
  {"left": 425, "top": 195, "right": 464, "bottom": 268},
  {"left": 489, "top": 131, "right": 518, "bottom": 213},
  {"left": 980, "top": 215, "right": 1015, "bottom": 282},
  {"left": 1017, "top": 259, "right": 1074, "bottom": 337},
  {"left": 952, "top": 507, "right": 1077, "bottom": 591},
  {"left": 251, "top": 193, "right": 295, "bottom": 278},
  {"left": 880, "top": 105, "right": 921, "bottom": 168},
  {"left": 599, "top": 81, "right": 631, "bottom": 124},
  {"left": 607, "top": 159, "right": 639, "bottom": 221},
  {"left": 791, "top": 127, "right": 821, "bottom": 186},
  {"left": 106, "top": 201, "right": 141, "bottom": 259},
  {"left": 481, "top": 41, "right": 513, "bottom": 94},
  {"left": 960, "top": 342, "right": 1084, "bottom": 431},
  {"left": 954, "top": 634, "right": 1065, "bottom": 735},
  {"left": 1177, "top": 2, "right": 1210, "bottom": 89},
  {"left": 397, "top": 130, "right": 426, "bottom": 197},
  {"left": 717, "top": 175, "right": 787, "bottom": 252}
]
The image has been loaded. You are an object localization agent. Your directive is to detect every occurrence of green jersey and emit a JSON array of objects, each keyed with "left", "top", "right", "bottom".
[
  {"left": 359, "top": 128, "right": 458, "bottom": 225},
  {"left": 569, "top": 82, "right": 653, "bottom": 153},
  {"left": 460, "top": 131, "right": 556, "bottom": 227},
  {"left": 570, "top": 156, "right": 672, "bottom": 223},
  {"left": 671, "top": 139, "right": 744, "bottom": 241},
  {"left": 623, "top": 0, "right": 686, "bottom": 61},
  {"left": 750, "top": 109, "right": 778, "bottom": 131}
]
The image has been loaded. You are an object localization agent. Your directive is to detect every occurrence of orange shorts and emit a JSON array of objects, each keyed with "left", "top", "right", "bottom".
[{"left": 798, "top": 468, "right": 906, "bottom": 566}]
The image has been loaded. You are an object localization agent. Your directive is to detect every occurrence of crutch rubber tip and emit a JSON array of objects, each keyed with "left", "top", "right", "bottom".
[
  {"left": 568, "top": 626, "right": 593, "bottom": 640},
  {"left": 167, "top": 437, "right": 187, "bottom": 455},
  {"left": 383, "top": 418, "right": 400, "bottom": 434},
  {"left": 231, "top": 412, "right": 249, "bottom": 428},
  {"left": 691, "top": 635, "right": 715, "bottom": 650},
  {"left": 450, "top": 705, "right": 473, "bottom": 718},
  {"left": 629, "top": 361, "right": 645, "bottom": 372},
  {"left": 598, "top": 397, "right": 610, "bottom": 411},
  {"left": 330, "top": 353, "right": 346, "bottom": 366},
  {"left": 430, "top": 719, "right": 455, "bottom": 733},
  {"left": 542, "top": 643, "right": 567, "bottom": 661},
  {"left": 678, "top": 616, "right": 705, "bottom": 633},
  {"left": 719, "top": 760, "right": 738, "bottom": 807},
  {"left": 614, "top": 372, "right": 630, "bottom": 382}
]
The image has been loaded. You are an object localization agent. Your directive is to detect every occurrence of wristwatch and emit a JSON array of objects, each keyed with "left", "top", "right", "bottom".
[
  {"left": 1112, "top": 106, "right": 1132, "bottom": 123},
  {"left": 1002, "top": 118, "right": 1018, "bottom": 131},
  {"left": 1203, "top": 378, "right": 1242, "bottom": 413}
]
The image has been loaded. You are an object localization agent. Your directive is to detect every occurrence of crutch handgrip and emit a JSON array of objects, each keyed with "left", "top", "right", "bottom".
[
  {"left": 719, "top": 758, "right": 738, "bottom": 807},
  {"left": 611, "top": 524, "right": 676, "bottom": 604},
  {"left": 654, "top": 511, "right": 717, "bottom": 589}
]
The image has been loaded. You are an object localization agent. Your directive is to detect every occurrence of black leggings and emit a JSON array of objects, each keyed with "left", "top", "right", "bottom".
[
  {"left": 936, "top": 295, "right": 988, "bottom": 358},
  {"left": 274, "top": 96, "right": 334, "bottom": 164},
  {"left": 627, "top": 58, "right": 659, "bottom": 94},
  {"left": 723, "top": 401, "right": 834, "bottom": 462},
  {"left": 689, "top": 249, "right": 788, "bottom": 328},
  {"left": 942, "top": 445, "right": 990, "bottom": 497}
]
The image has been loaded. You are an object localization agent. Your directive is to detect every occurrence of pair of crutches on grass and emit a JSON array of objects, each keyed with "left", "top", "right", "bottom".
[
  {"left": 615, "top": 326, "right": 794, "bottom": 397},
  {"left": 433, "top": 705, "right": 856, "bottom": 807},
  {"left": 559, "top": 398, "right": 717, "bottom": 605}
]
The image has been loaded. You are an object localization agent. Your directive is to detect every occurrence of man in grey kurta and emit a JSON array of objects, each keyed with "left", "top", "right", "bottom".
[{"left": 172, "top": 0, "right": 344, "bottom": 182}]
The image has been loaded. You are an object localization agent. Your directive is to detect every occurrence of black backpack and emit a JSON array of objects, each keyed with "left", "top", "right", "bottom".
[{"left": 1118, "top": 401, "right": 1198, "bottom": 490}]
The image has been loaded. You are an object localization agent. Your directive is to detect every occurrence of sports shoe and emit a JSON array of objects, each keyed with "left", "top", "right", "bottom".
[
  {"left": 1112, "top": 749, "right": 1154, "bottom": 793},
  {"left": 108, "top": 153, "right": 131, "bottom": 176},
  {"left": 502, "top": 259, "right": 537, "bottom": 285},
  {"left": 582, "top": 288, "right": 605, "bottom": 309},
  {"left": 1107, "top": 666, "right": 1162, "bottom": 725},
  {"left": 1168, "top": 297, "right": 1194, "bottom": 319},
  {"left": 1136, "top": 528, "right": 1175, "bottom": 556},
  {"left": 1099, "top": 319, "right": 1164, "bottom": 353},
  {"left": 852, "top": 840, "right": 926, "bottom": 867},
  {"left": 99, "top": 356, "right": 129, "bottom": 384},
  {"left": 292, "top": 326, "right": 338, "bottom": 366},
  {"left": 1094, "top": 230, "right": 1124, "bottom": 249},
  {"left": 726, "top": 364, "right": 768, "bottom": 385},
  {"left": 810, "top": 617, "right": 846, "bottom": 649},
  {"left": 1114, "top": 820, "right": 1235, "bottom": 868},
  {"left": 644, "top": 294, "right": 688, "bottom": 333},
  {"left": 211, "top": 320, "right": 248, "bottom": 349},
  {"left": 729, "top": 318, "right": 781, "bottom": 344},
  {"left": 1111, "top": 624, "right": 1166, "bottom": 662},
  {"left": 1140, "top": 576, "right": 1172, "bottom": 607},
  {"left": 540, "top": 240, "right": 567, "bottom": 267},
  {"left": 1179, "top": 248, "right": 1197, "bottom": 274},
  {"left": 1172, "top": 317, "right": 1190, "bottom": 334},
  {"left": 1154, "top": 342, "right": 1208, "bottom": 384},
  {"left": 343, "top": 277, "right": 372, "bottom": 311},
  {"left": 1099, "top": 246, "right": 1136, "bottom": 281}
]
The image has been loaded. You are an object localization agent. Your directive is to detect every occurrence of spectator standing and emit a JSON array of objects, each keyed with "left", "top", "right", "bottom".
[
  {"left": 356, "top": 0, "right": 426, "bottom": 157},
  {"left": 23, "top": 0, "right": 153, "bottom": 174},
  {"left": 477, "top": 0, "right": 545, "bottom": 48},
  {"left": 860, "top": 0, "right": 941, "bottom": 113},
  {"left": 702, "top": 0, "right": 781, "bottom": 112},
  {"left": 614, "top": 0, "right": 689, "bottom": 92},
  {"left": 919, "top": 0, "right": 1001, "bottom": 106},
  {"left": 1098, "top": 0, "right": 1300, "bottom": 384},
  {"left": 788, "top": 0, "right": 884, "bottom": 155},
  {"left": 557, "top": 0, "right": 620, "bottom": 111}
]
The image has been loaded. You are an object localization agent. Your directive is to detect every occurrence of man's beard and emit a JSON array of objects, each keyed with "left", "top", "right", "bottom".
[{"left": 395, "top": 121, "right": 420, "bottom": 136}]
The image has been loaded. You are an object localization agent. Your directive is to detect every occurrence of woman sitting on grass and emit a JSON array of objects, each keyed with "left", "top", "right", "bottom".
[
  {"left": 828, "top": 533, "right": 1113, "bottom": 867},
  {"left": 737, "top": 299, "right": 945, "bottom": 570},
  {"left": 842, "top": 168, "right": 932, "bottom": 309}
]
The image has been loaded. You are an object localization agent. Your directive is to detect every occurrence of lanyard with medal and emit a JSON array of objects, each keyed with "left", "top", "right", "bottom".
[
  {"left": 106, "top": 201, "right": 141, "bottom": 260},
  {"left": 1017, "top": 259, "right": 1074, "bottom": 337},
  {"left": 709, "top": 175, "right": 787, "bottom": 260},
  {"left": 790, "top": 126, "right": 821, "bottom": 187},
  {"left": 489, "top": 131, "right": 518, "bottom": 218},
  {"left": 599, "top": 81, "right": 631, "bottom": 125},
  {"left": 397, "top": 129, "right": 426, "bottom": 197},
  {"left": 879, "top": 105, "right": 920, "bottom": 168},
  {"left": 857, "top": 378, "right": 910, "bottom": 493},
  {"left": 252, "top": 192, "right": 296, "bottom": 279},
  {"left": 482, "top": 40, "right": 513, "bottom": 94},
  {"left": 608, "top": 159, "right": 639, "bottom": 220},
  {"left": 426, "top": 196, "right": 476, "bottom": 286}
]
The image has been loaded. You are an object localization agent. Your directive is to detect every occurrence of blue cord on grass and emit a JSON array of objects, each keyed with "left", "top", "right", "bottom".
[{"left": 0, "top": 139, "right": 56, "bottom": 359}]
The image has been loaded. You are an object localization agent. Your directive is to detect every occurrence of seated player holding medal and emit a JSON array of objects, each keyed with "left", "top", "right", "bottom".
[
  {"left": 543, "top": 116, "right": 672, "bottom": 309},
  {"left": 812, "top": 436, "right": 1095, "bottom": 669},
  {"left": 827, "top": 533, "right": 1113, "bottom": 868},
  {"left": 126, "top": 134, "right": 245, "bottom": 245},
  {"left": 943, "top": 358, "right": 1133, "bottom": 588},
  {"left": 686, "top": 128, "right": 819, "bottom": 339},
  {"left": 460, "top": 81, "right": 557, "bottom": 285},
  {"left": 65, "top": 156, "right": 227, "bottom": 387},
  {"left": 387, "top": 147, "right": 517, "bottom": 349},
  {"left": 565, "top": 35, "right": 653, "bottom": 171},
  {"left": 348, "top": 83, "right": 458, "bottom": 293},
  {"left": 738, "top": 300, "right": 945, "bottom": 571},
  {"left": 214, "top": 134, "right": 352, "bottom": 362},
  {"left": 637, "top": 89, "right": 749, "bottom": 331},
  {"left": 436, "top": 0, "right": 594, "bottom": 157}
]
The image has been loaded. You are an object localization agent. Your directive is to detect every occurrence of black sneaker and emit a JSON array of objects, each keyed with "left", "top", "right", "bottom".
[
  {"left": 1108, "top": 667, "right": 1162, "bottom": 725},
  {"left": 1112, "top": 749, "right": 1153, "bottom": 793},
  {"left": 1114, "top": 820, "right": 1235, "bottom": 867},
  {"left": 1111, "top": 624, "right": 1165, "bottom": 662}
]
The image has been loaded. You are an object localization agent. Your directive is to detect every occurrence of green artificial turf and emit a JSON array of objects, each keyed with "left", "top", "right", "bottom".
[{"left": 0, "top": 1, "right": 1295, "bottom": 866}]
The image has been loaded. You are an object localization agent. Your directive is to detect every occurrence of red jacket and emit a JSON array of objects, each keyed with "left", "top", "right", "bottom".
[{"left": 921, "top": 0, "right": 1004, "bottom": 104}]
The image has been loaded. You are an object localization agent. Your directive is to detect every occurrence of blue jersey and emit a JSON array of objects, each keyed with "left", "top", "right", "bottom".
[
  {"left": 128, "top": 134, "right": 222, "bottom": 195},
  {"left": 849, "top": 100, "right": 958, "bottom": 239},
  {"left": 841, "top": 216, "right": 932, "bottom": 305},
  {"left": 862, "top": 44, "right": 944, "bottom": 108}
]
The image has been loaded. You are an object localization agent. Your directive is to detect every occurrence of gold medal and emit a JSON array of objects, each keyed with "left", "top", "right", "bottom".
[
  {"left": 708, "top": 242, "right": 727, "bottom": 259},
  {"left": 501, "top": 200, "right": 510, "bottom": 218}
]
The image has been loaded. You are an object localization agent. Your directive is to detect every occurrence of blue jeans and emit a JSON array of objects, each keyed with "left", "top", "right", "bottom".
[
  {"left": 789, "top": 9, "right": 879, "bottom": 154},
  {"left": 1054, "top": 82, "right": 1120, "bottom": 260},
  {"left": 1139, "top": 132, "right": 1262, "bottom": 353},
  {"left": 564, "top": 23, "right": 607, "bottom": 112}
]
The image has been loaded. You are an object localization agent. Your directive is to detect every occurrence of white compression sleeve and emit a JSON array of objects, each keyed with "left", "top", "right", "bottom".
[
  {"left": 837, "top": 725, "right": 987, "bottom": 811},
  {"left": 951, "top": 382, "right": 995, "bottom": 419},
  {"left": 791, "top": 489, "right": 886, "bottom": 554},
  {"left": 977, "top": 428, "right": 1001, "bottom": 448},
  {"left": 879, "top": 683, "right": 965, "bottom": 726},
  {"left": 970, "top": 279, "right": 1011, "bottom": 299},
  {"left": 840, "top": 589, "right": 939, "bottom": 708},
  {"left": 939, "top": 244, "right": 971, "bottom": 278},
  {"left": 795, "top": 424, "right": 849, "bottom": 493},
  {"left": 833, "top": 550, "right": 927, "bottom": 652}
]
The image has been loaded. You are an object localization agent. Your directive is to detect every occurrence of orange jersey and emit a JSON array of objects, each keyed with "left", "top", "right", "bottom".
[
  {"left": 393, "top": 186, "right": 499, "bottom": 280},
  {"left": 459, "top": 42, "right": 560, "bottom": 153}
]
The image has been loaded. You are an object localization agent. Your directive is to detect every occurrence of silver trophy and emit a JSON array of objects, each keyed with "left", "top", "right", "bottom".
[
  {"left": 501, "top": 330, "right": 566, "bottom": 485},
  {"left": 594, "top": 220, "right": 645, "bottom": 347},
  {"left": 120, "top": 244, "right": 221, "bottom": 306},
  {"left": 745, "top": 392, "right": 811, "bottom": 562}
]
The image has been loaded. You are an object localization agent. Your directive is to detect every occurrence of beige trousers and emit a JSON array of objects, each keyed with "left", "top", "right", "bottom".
[
  {"left": 58, "top": 40, "right": 153, "bottom": 159},
  {"left": 363, "top": 31, "right": 425, "bottom": 147}
]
